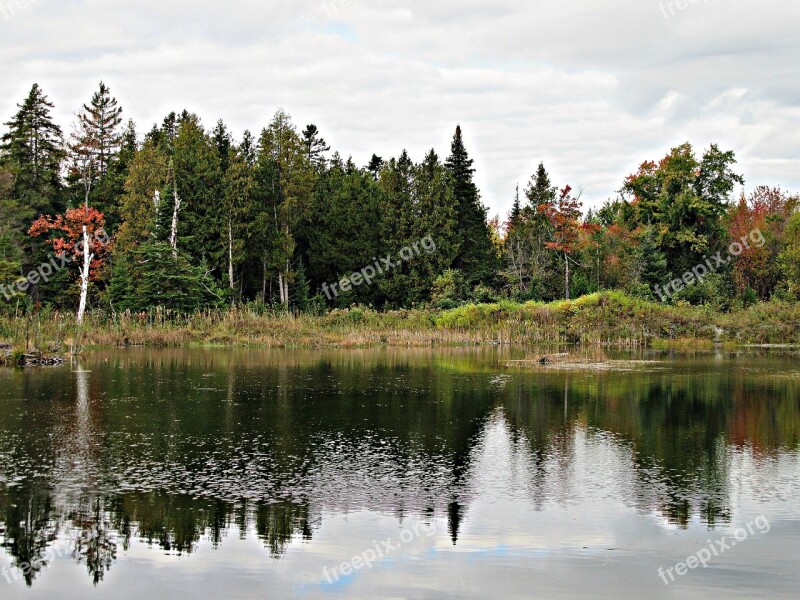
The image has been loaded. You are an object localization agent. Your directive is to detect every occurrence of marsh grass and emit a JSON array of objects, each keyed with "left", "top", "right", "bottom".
[{"left": 1, "top": 292, "right": 798, "bottom": 356}]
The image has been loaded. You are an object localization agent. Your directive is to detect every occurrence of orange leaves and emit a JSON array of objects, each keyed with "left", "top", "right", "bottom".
[
  {"left": 29, "top": 207, "right": 111, "bottom": 280},
  {"left": 541, "top": 185, "right": 583, "bottom": 255}
]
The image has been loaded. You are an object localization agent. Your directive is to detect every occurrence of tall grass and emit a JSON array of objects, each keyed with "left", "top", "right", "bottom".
[{"left": 0, "top": 292, "right": 798, "bottom": 354}]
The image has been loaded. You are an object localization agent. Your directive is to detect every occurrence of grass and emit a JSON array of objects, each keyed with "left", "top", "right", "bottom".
[{"left": 1, "top": 291, "right": 799, "bottom": 356}]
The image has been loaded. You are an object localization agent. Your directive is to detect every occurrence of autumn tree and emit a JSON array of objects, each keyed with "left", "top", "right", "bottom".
[
  {"left": 729, "top": 187, "right": 798, "bottom": 300},
  {"left": 29, "top": 207, "right": 111, "bottom": 324},
  {"left": 541, "top": 186, "right": 583, "bottom": 300}
]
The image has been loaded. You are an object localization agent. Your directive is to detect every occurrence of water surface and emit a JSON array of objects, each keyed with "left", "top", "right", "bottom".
[{"left": 1, "top": 347, "right": 799, "bottom": 599}]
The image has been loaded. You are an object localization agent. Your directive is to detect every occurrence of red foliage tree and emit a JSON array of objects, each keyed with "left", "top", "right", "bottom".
[
  {"left": 540, "top": 185, "right": 583, "bottom": 299},
  {"left": 727, "top": 187, "right": 797, "bottom": 300},
  {"left": 29, "top": 207, "right": 111, "bottom": 280}
]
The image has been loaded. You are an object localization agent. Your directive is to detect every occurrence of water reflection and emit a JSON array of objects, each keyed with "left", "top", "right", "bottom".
[{"left": 0, "top": 347, "right": 799, "bottom": 587}]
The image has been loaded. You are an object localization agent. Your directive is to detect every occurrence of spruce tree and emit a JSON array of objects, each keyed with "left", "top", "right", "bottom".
[
  {"left": 444, "top": 125, "right": 496, "bottom": 287},
  {"left": 525, "top": 162, "right": 556, "bottom": 208},
  {"left": 0, "top": 83, "right": 65, "bottom": 216},
  {"left": 212, "top": 119, "right": 234, "bottom": 175},
  {"left": 636, "top": 226, "right": 668, "bottom": 293}
]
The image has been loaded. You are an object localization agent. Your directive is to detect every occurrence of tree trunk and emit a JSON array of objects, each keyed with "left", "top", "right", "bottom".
[
  {"left": 227, "top": 219, "right": 235, "bottom": 292},
  {"left": 283, "top": 260, "right": 290, "bottom": 306},
  {"left": 77, "top": 171, "right": 93, "bottom": 326},
  {"left": 565, "top": 251, "right": 570, "bottom": 301},
  {"left": 169, "top": 186, "right": 181, "bottom": 257},
  {"left": 261, "top": 259, "right": 267, "bottom": 303},
  {"left": 278, "top": 272, "right": 286, "bottom": 305},
  {"left": 77, "top": 226, "right": 94, "bottom": 325}
]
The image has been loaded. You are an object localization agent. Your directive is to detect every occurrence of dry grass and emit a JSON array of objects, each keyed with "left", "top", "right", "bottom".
[{"left": 1, "top": 292, "right": 799, "bottom": 357}]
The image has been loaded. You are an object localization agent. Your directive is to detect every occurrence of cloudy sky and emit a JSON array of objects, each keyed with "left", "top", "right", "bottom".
[{"left": 1, "top": 0, "right": 799, "bottom": 217}]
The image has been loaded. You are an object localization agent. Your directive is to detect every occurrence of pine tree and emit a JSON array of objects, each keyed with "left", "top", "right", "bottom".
[
  {"left": 107, "top": 241, "right": 222, "bottom": 312},
  {"left": 367, "top": 154, "right": 383, "bottom": 179},
  {"left": 302, "top": 124, "right": 330, "bottom": 170},
  {"left": 444, "top": 125, "right": 496, "bottom": 287},
  {"left": 77, "top": 82, "right": 123, "bottom": 177}
]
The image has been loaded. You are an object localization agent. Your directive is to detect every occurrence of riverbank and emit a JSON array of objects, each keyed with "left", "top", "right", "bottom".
[{"left": 1, "top": 292, "right": 799, "bottom": 359}]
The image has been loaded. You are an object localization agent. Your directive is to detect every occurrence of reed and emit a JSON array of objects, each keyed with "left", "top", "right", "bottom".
[{"left": 1, "top": 292, "right": 798, "bottom": 356}]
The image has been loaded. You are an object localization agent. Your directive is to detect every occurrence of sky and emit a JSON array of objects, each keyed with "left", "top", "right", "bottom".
[{"left": 1, "top": 0, "right": 799, "bottom": 218}]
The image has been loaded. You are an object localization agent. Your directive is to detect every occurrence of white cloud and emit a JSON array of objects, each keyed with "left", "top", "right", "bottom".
[{"left": 1, "top": 0, "right": 799, "bottom": 217}]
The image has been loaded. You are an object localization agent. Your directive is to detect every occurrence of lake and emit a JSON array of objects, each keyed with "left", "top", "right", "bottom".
[{"left": 0, "top": 347, "right": 799, "bottom": 599}]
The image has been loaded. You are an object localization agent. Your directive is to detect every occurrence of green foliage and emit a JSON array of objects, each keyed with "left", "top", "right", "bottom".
[
  {"left": 106, "top": 241, "right": 223, "bottom": 313},
  {"left": 431, "top": 269, "right": 468, "bottom": 307},
  {"left": 445, "top": 126, "right": 497, "bottom": 287},
  {"left": 778, "top": 213, "right": 800, "bottom": 300}
]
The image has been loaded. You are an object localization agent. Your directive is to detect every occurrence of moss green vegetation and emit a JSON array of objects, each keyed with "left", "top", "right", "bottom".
[{"left": 2, "top": 291, "right": 799, "bottom": 358}]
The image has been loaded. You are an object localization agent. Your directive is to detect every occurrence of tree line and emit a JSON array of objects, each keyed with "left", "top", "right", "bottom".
[{"left": 1, "top": 82, "right": 799, "bottom": 316}]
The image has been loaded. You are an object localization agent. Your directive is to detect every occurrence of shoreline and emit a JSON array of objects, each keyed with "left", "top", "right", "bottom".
[{"left": 2, "top": 292, "right": 800, "bottom": 364}]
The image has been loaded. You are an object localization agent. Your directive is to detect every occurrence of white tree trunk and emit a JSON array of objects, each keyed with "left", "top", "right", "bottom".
[
  {"left": 77, "top": 225, "right": 94, "bottom": 325},
  {"left": 169, "top": 187, "right": 181, "bottom": 257},
  {"left": 565, "top": 252, "right": 570, "bottom": 301},
  {"left": 283, "top": 260, "right": 290, "bottom": 306},
  {"left": 278, "top": 272, "right": 286, "bottom": 305},
  {"left": 228, "top": 219, "right": 235, "bottom": 291}
]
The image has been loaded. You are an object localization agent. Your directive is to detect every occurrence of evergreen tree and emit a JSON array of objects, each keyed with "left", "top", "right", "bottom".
[
  {"left": 524, "top": 162, "right": 556, "bottom": 208},
  {"left": 376, "top": 151, "right": 415, "bottom": 306},
  {"left": 301, "top": 124, "right": 330, "bottom": 170},
  {"left": 107, "top": 241, "right": 223, "bottom": 312},
  {"left": 77, "top": 82, "right": 123, "bottom": 177},
  {"left": 117, "top": 138, "right": 169, "bottom": 253},
  {"left": 212, "top": 119, "right": 234, "bottom": 175},
  {"left": 258, "top": 110, "right": 314, "bottom": 305},
  {"left": 172, "top": 114, "right": 224, "bottom": 276},
  {"left": 444, "top": 125, "right": 496, "bottom": 287},
  {"left": 367, "top": 154, "right": 383, "bottom": 179},
  {"left": 409, "top": 149, "right": 458, "bottom": 304},
  {"left": 508, "top": 184, "right": 522, "bottom": 231},
  {"left": 636, "top": 226, "right": 669, "bottom": 295},
  {"left": 98, "top": 119, "right": 138, "bottom": 232},
  {"left": 0, "top": 83, "right": 65, "bottom": 216},
  {"left": 222, "top": 148, "right": 255, "bottom": 299},
  {"left": 239, "top": 130, "right": 257, "bottom": 166},
  {"left": 306, "top": 154, "right": 383, "bottom": 306}
]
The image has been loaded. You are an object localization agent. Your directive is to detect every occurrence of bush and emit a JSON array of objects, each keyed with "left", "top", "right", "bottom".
[{"left": 431, "top": 270, "right": 468, "bottom": 305}]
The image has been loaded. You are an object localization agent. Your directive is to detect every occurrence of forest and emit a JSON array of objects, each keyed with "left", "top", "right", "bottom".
[{"left": 2, "top": 82, "right": 800, "bottom": 321}]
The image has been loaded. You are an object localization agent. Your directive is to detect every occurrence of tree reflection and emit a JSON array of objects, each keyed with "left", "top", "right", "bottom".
[{"left": 1, "top": 348, "right": 799, "bottom": 586}]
